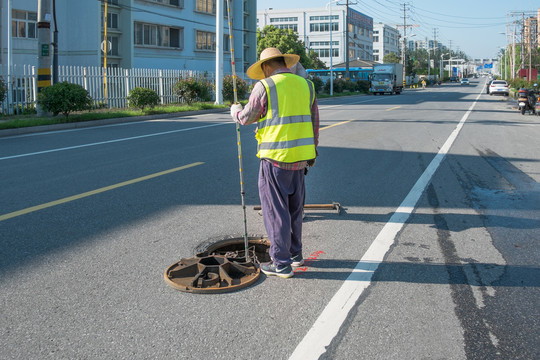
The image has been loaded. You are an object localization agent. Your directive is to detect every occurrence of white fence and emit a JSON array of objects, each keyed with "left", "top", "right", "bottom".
[{"left": 0, "top": 64, "right": 248, "bottom": 114}]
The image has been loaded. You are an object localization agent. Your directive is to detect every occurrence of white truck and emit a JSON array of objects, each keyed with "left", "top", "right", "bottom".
[{"left": 370, "top": 63, "right": 404, "bottom": 95}]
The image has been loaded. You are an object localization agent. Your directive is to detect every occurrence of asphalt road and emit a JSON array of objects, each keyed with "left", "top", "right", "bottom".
[{"left": 1, "top": 78, "right": 539, "bottom": 359}]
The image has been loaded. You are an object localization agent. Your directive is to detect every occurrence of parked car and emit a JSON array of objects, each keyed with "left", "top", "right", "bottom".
[
  {"left": 489, "top": 80, "right": 509, "bottom": 96},
  {"left": 450, "top": 76, "right": 458, "bottom": 82},
  {"left": 460, "top": 78, "right": 470, "bottom": 85},
  {"left": 486, "top": 80, "right": 493, "bottom": 94}
]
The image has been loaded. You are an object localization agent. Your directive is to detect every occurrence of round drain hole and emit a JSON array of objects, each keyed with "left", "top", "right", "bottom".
[{"left": 164, "top": 236, "right": 270, "bottom": 294}]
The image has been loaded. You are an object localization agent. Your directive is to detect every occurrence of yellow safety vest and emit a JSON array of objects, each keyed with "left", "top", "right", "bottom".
[{"left": 257, "top": 73, "right": 316, "bottom": 163}]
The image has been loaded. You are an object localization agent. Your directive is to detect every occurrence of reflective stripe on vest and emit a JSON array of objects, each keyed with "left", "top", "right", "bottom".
[{"left": 257, "top": 73, "right": 316, "bottom": 163}]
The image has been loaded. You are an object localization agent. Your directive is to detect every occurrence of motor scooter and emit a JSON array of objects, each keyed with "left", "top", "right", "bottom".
[{"left": 517, "top": 85, "right": 538, "bottom": 115}]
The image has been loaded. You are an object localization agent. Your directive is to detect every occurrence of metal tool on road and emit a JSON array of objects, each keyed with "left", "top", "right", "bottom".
[
  {"left": 226, "top": 0, "right": 250, "bottom": 263},
  {"left": 254, "top": 202, "right": 342, "bottom": 215}
]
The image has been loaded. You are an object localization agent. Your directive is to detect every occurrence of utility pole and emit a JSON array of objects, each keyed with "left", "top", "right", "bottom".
[
  {"left": 449, "top": 40, "right": 453, "bottom": 78},
  {"left": 401, "top": 3, "right": 407, "bottom": 87},
  {"left": 215, "top": 0, "right": 223, "bottom": 104},
  {"left": 7, "top": 0, "right": 13, "bottom": 114},
  {"left": 52, "top": 0, "right": 58, "bottom": 84},
  {"left": 103, "top": 0, "right": 108, "bottom": 104},
  {"left": 345, "top": 0, "right": 349, "bottom": 79},
  {"left": 37, "top": 0, "right": 52, "bottom": 116},
  {"left": 521, "top": 12, "right": 525, "bottom": 74},
  {"left": 433, "top": 27, "right": 438, "bottom": 78}
]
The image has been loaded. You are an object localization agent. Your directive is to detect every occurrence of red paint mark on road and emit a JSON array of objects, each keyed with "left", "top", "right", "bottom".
[{"left": 294, "top": 251, "right": 325, "bottom": 273}]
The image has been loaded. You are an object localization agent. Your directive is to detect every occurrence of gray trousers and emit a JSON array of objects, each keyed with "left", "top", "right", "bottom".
[{"left": 258, "top": 160, "right": 304, "bottom": 267}]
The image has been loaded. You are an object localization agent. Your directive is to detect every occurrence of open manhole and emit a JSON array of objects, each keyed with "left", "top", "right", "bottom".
[{"left": 164, "top": 236, "right": 270, "bottom": 294}]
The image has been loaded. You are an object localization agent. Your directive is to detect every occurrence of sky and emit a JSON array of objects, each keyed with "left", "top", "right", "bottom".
[{"left": 257, "top": 0, "right": 540, "bottom": 59}]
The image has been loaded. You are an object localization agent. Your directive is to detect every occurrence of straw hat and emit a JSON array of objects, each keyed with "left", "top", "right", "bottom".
[{"left": 246, "top": 47, "right": 300, "bottom": 80}]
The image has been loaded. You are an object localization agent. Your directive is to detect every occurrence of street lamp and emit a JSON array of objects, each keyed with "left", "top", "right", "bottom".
[
  {"left": 427, "top": 46, "right": 438, "bottom": 80},
  {"left": 499, "top": 46, "right": 506, "bottom": 79},
  {"left": 326, "top": 0, "right": 339, "bottom": 96},
  {"left": 441, "top": 52, "right": 450, "bottom": 79},
  {"left": 402, "top": 34, "right": 415, "bottom": 85}
]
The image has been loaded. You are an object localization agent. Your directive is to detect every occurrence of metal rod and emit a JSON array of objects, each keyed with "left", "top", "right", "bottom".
[{"left": 226, "top": 0, "right": 250, "bottom": 263}]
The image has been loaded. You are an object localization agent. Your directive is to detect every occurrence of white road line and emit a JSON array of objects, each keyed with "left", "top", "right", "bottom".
[
  {"left": 0, "top": 122, "right": 228, "bottom": 161},
  {"left": 1, "top": 112, "right": 222, "bottom": 139},
  {"left": 289, "top": 89, "right": 483, "bottom": 360}
]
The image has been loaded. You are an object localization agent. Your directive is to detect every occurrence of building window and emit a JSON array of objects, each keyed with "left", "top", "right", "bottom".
[
  {"left": 102, "top": 12, "right": 119, "bottom": 29},
  {"left": 310, "top": 41, "right": 338, "bottom": 47},
  {"left": 196, "top": 0, "right": 215, "bottom": 14},
  {"left": 148, "top": 0, "right": 184, "bottom": 6},
  {"left": 196, "top": 30, "right": 215, "bottom": 51},
  {"left": 312, "top": 48, "right": 339, "bottom": 58},
  {"left": 12, "top": 10, "right": 37, "bottom": 39},
  {"left": 105, "top": 35, "right": 119, "bottom": 56},
  {"left": 106, "top": 0, "right": 119, "bottom": 5},
  {"left": 275, "top": 24, "right": 298, "bottom": 32},
  {"left": 270, "top": 17, "right": 298, "bottom": 23},
  {"left": 310, "top": 22, "right": 338, "bottom": 32},
  {"left": 134, "top": 22, "right": 183, "bottom": 49},
  {"left": 309, "top": 15, "right": 338, "bottom": 21}
]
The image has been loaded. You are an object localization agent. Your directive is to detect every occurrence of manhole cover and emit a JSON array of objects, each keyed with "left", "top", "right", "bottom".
[{"left": 164, "top": 237, "right": 270, "bottom": 294}]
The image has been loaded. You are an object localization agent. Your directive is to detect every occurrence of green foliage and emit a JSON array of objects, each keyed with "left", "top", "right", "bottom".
[
  {"left": 37, "top": 81, "right": 93, "bottom": 118},
  {"left": 14, "top": 104, "right": 36, "bottom": 115},
  {"left": 257, "top": 26, "right": 324, "bottom": 70},
  {"left": 222, "top": 75, "right": 249, "bottom": 103},
  {"left": 508, "top": 78, "right": 538, "bottom": 91},
  {"left": 383, "top": 53, "right": 401, "bottom": 64},
  {"left": 321, "top": 78, "right": 369, "bottom": 94},
  {"left": 308, "top": 50, "right": 327, "bottom": 70},
  {"left": 355, "top": 80, "right": 370, "bottom": 93},
  {"left": 310, "top": 76, "right": 324, "bottom": 94},
  {"left": 0, "top": 77, "right": 7, "bottom": 104},
  {"left": 324, "top": 78, "right": 355, "bottom": 93},
  {"left": 173, "top": 77, "right": 213, "bottom": 105},
  {"left": 127, "top": 87, "right": 160, "bottom": 110}
]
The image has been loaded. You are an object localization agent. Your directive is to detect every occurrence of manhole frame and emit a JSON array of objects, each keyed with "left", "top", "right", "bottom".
[{"left": 164, "top": 236, "right": 270, "bottom": 294}]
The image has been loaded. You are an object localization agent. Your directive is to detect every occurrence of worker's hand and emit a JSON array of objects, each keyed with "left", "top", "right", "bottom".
[
  {"left": 307, "top": 158, "right": 316, "bottom": 167},
  {"left": 230, "top": 103, "right": 243, "bottom": 122}
]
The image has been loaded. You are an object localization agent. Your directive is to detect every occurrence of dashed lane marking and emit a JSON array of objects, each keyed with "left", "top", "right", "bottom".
[{"left": 0, "top": 162, "right": 204, "bottom": 222}]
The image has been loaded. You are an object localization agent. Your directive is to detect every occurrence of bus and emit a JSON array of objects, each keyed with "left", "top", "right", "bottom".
[{"left": 306, "top": 67, "right": 372, "bottom": 82}]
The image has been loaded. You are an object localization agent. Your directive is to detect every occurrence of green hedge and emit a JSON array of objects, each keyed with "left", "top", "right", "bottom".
[
  {"left": 127, "top": 87, "right": 160, "bottom": 110},
  {"left": 173, "top": 77, "right": 213, "bottom": 105},
  {"left": 222, "top": 75, "right": 249, "bottom": 103},
  {"left": 37, "top": 82, "right": 93, "bottom": 118}
]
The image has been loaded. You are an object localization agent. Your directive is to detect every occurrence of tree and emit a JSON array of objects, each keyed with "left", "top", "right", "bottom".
[
  {"left": 383, "top": 52, "right": 401, "bottom": 64},
  {"left": 257, "top": 25, "right": 325, "bottom": 70},
  {"left": 308, "top": 50, "right": 327, "bottom": 70}
]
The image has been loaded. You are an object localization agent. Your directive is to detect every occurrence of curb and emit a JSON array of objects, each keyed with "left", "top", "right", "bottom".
[{"left": 0, "top": 107, "right": 228, "bottom": 138}]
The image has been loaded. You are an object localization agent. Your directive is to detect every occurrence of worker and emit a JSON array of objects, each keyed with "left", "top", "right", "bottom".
[{"left": 230, "top": 48, "right": 319, "bottom": 278}]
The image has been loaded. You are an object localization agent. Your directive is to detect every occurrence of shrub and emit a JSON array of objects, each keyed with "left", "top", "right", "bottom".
[
  {"left": 355, "top": 80, "right": 370, "bottom": 93},
  {"left": 14, "top": 104, "right": 36, "bottom": 115},
  {"left": 0, "top": 77, "right": 7, "bottom": 104},
  {"left": 343, "top": 79, "right": 356, "bottom": 92},
  {"left": 222, "top": 75, "right": 249, "bottom": 103},
  {"left": 173, "top": 77, "right": 213, "bottom": 105},
  {"left": 127, "top": 87, "right": 160, "bottom": 110},
  {"left": 38, "top": 81, "right": 93, "bottom": 118},
  {"left": 310, "top": 76, "right": 324, "bottom": 94}
]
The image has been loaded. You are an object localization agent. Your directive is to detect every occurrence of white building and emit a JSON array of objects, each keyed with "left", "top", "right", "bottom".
[
  {"left": 0, "top": 0, "right": 257, "bottom": 74},
  {"left": 257, "top": 6, "right": 373, "bottom": 68},
  {"left": 372, "top": 23, "right": 399, "bottom": 63}
]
